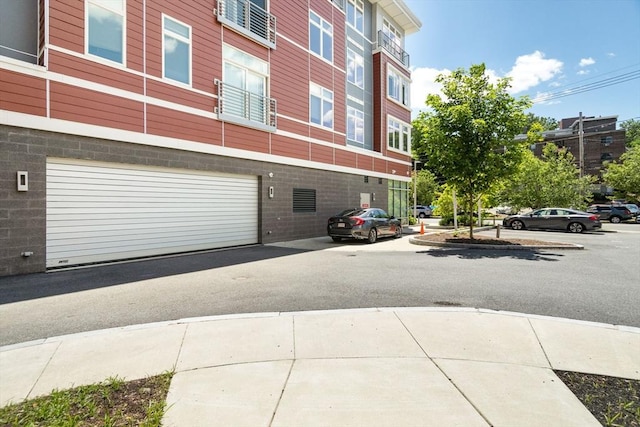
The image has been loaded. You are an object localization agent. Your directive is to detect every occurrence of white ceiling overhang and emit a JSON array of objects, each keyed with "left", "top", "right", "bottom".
[{"left": 370, "top": 0, "right": 422, "bottom": 34}]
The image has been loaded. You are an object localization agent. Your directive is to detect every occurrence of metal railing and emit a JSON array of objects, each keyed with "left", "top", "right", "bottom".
[
  {"left": 377, "top": 30, "right": 410, "bottom": 68},
  {"left": 215, "top": 80, "right": 277, "bottom": 130},
  {"left": 217, "top": 0, "right": 276, "bottom": 48}
]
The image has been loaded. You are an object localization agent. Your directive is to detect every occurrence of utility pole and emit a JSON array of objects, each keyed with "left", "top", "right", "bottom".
[
  {"left": 413, "top": 160, "right": 420, "bottom": 220},
  {"left": 578, "top": 112, "right": 584, "bottom": 177}
]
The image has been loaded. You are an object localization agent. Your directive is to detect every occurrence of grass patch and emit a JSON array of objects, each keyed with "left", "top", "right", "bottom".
[
  {"left": 556, "top": 371, "right": 640, "bottom": 427},
  {"left": 0, "top": 371, "right": 173, "bottom": 427}
]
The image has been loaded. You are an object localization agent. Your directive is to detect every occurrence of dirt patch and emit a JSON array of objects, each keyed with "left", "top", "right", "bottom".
[{"left": 414, "top": 231, "right": 575, "bottom": 247}]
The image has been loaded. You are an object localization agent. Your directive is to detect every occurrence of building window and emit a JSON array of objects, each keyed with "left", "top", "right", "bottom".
[
  {"left": 346, "top": 0, "right": 363, "bottom": 33},
  {"left": 347, "top": 106, "right": 365, "bottom": 145},
  {"left": 162, "top": 15, "right": 191, "bottom": 85},
  {"left": 293, "top": 188, "right": 316, "bottom": 212},
  {"left": 216, "top": 0, "right": 276, "bottom": 49},
  {"left": 601, "top": 136, "right": 613, "bottom": 146},
  {"left": 87, "top": 0, "right": 125, "bottom": 64},
  {"left": 347, "top": 48, "right": 364, "bottom": 89},
  {"left": 218, "top": 44, "right": 275, "bottom": 129},
  {"left": 309, "top": 10, "right": 333, "bottom": 62},
  {"left": 601, "top": 153, "right": 613, "bottom": 161},
  {"left": 310, "top": 83, "right": 333, "bottom": 129},
  {"left": 388, "top": 66, "right": 409, "bottom": 106},
  {"left": 388, "top": 117, "right": 410, "bottom": 153},
  {"left": 383, "top": 19, "right": 402, "bottom": 50}
]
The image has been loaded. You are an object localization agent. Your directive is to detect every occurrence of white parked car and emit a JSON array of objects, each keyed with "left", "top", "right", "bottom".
[{"left": 410, "top": 205, "right": 432, "bottom": 218}]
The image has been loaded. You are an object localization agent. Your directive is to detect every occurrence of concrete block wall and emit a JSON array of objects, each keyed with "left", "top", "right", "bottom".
[{"left": 0, "top": 125, "right": 386, "bottom": 276}]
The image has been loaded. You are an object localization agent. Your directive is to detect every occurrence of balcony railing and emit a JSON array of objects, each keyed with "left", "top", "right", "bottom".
[
  {"left": 377, "top": 30, "right": 410, "bottom": 68},
  {"left": 216, "top": 0, "right": 276, "bottom": 49},
  {"left": 215, "top": 80, "right": 277, "bottom": 132}
]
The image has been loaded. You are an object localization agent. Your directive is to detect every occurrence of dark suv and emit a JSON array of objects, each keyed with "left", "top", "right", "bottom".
[{"left": 586, "top": 204, "right": 634, "bottom": 223}]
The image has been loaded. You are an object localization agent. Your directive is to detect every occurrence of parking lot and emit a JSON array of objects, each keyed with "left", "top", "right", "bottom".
[{"left": 1, "top": 220, "right": 639, "bottom": 345}]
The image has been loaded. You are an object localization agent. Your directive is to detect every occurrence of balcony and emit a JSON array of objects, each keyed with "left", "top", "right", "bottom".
[
  {"left": 377, "top": 30, "right": 409, "bottom": 68},
  {"left": 216, "top": 0, "right": 276, "bottom": 49},
  {"left": 215, "top": 80, "right": 277, "bottom": 132}
]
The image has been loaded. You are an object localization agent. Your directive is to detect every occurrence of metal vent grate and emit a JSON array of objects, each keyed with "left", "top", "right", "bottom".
[{"left": 293, "top": 188, "right": 316, "bottom": 213}]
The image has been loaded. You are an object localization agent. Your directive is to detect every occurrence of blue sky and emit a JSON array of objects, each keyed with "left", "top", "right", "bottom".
[{"left": 403, "top": 0, "right": 640, "bottom": 126}]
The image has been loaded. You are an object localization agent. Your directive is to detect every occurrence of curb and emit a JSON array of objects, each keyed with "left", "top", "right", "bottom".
[
  {"left": 408, "top": 236, "right": 584, "bottom": 250},
  {"left": 408, "top": 226, "right": 584, "bottom": 250}
]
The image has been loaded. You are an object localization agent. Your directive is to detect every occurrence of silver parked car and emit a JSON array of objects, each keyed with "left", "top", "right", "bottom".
[
  {"left": 327, "top": 208, "right": 402, "bottom": 243},
  {"left": 410, "top": 205, "right": 433, "bottom": 218},
  {"left": 503, "top": 208, "right": 602, "bottom": 233}
]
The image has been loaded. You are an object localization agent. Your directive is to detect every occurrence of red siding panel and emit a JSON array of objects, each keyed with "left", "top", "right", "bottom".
[
  {"left": 335, "top": 150, "right": 357, "bottom": 168},
  {"left": 50, "top": 82, "right": 144, "bottom": 132},
  {"left": 271, "top": 134, "right": 309, "bottom": 160},
  {"left": 48, "top": 50, "right": 143, "bottom": 94},
  {"left": 223, "top": 123, "right": 270, "bottom": 153},
  {"left": 49, "top": 0, "right": 84, "bottom": 53},
  {"left": 146, "top": 104, "right": 219, "bottom": 144},
  {"left": 271, "top": 1, "right": 308, "bottom": 47},
  {"left": 310, "top": 144, "right": 333, "bottom": 164},
  {"left": 270, "top": 41, "right": 309, "bottom": 121},
  {"left": 146, "top": 80, "right": 215, "bottom": 112},
  {"left": 277, "top": 118, "right": 309, "bottom": 136},
  {"left": 126, "top": 0, "right": 144, "bottom": 73},
  {"left": 0, "top": 71, "right": 47, "bottom": 117},
  {"left": 310, "top": 126, "right": 335, "bottom": 144}
]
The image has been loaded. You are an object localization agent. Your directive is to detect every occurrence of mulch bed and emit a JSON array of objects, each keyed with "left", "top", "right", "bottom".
[{"left": 415, "top": 231, "right": 575, "bottom": 247}]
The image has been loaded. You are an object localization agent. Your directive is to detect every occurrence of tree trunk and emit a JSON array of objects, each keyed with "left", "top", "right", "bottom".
[{"left": 468, "top": 194, "right": 474, "bottom": 239}]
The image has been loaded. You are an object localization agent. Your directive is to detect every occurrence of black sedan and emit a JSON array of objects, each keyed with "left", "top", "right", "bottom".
[
  {"left": 503, "top": 208, "right": 602, "bottom": 233},
  {"left": 327, "top": 208, "right": 402, "bottom": 243}
]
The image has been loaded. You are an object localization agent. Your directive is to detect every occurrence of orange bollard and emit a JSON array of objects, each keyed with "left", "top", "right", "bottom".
[{"left": 420, "top": 221, "right": 425, "bottom": 235}]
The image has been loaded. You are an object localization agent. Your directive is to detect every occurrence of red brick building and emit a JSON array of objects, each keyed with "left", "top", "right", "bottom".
[
  {"left": 529, "top": 115, "right": 626, "bottom": 179},
  {"left": 0, "top": 0, "right": 421, "bottom": 275}
]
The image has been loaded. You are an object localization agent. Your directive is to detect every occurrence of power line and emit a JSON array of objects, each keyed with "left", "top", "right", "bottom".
[{"left": 533, "top": 70, "right": 640, "bottom": 103}]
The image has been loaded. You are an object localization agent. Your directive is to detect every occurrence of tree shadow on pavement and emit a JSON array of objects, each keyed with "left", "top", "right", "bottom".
[
  {"left": 417, "top": 248, "right": 565, "bottom": 261},
  {"left": 0, "top": 245, "right": 311, "bottom": 304}
]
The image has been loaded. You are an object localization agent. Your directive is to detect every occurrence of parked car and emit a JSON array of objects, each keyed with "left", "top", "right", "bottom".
[
  {"left": 624, "top": 204, "right": 640, "bottom": 222},
  {"left": 410, "top": 205, "right": 432, "bottom": 218},
  {"left": 327, "top": 208, "right": 402, "bottom": 243},
  {"left": 586, "top": 204, "right": 635, "bottom": 223},
  {"left": 502, "top": 208, "right": 601, "bottom": 233}
]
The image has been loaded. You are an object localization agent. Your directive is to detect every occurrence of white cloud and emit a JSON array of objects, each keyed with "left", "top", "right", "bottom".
[
  {"left": 579, "top": 57, "right": 596, "bottom": 67},
  {"left": 607, "top": 52, "right": 616, "bottom": 57},
  {"left": 409, "top": 51, "right": 564, "bottom": 115},
  {"left": 505, "top": 51, "right": 563, "bottom": 93},
  {"left": 577, "top": 69, "right": 590, "bottom": 75},
  {"left": 410, "top": 66, "right": 450, "bottom": 110}
]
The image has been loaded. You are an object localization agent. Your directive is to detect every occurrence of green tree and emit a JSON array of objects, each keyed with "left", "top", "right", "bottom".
[
  {"left": 620, "top": 118, "right": 640, "bottom": 148},
  {"left": 410, "top": 169, "right": 439, "bottom": 207},
  {"left": 498, "top": 143, "right": 595, "bottom": 210},
  {"left": 523, "top": 113, "right": 558, "bottom": 133},
  {"left": 412, "top": 63, "right": 531, "bottom": 238},
  {"left": 602, "top": 146, "right": 640, "bottom": 203}
]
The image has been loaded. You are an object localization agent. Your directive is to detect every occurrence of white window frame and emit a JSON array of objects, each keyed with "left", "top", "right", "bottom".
[
  {"left": 387, "top": 116, "right": 411, "bottom": 154},
  {"left": 347, "top": 48, "right": 364, "bottom": 89},
  {"left": 347, "top": 106, "right": 365, "bottom": 145},
  {"left": 309, "top": 10, "right": 333, "bottom": 63},
  {"left": 310, "top": 82, "right": 334, "bottom": 129},
  {"left": 86, "top": 0, "right": 126, "bottom": 65},
  {"left": 387, "top": 64, "right": 410, "bottom": 107},
  {"left": 162, "top": 14, "right": 192, "bottom": 86},
  {"left": 346, "top": 0, "right": 364, "bottom": 33},
  {"left": 222, "top": 44, "right": 269, "bottom": 123},
  {"left": 383, "top": 18, "right": 402, "bottom": 49}
]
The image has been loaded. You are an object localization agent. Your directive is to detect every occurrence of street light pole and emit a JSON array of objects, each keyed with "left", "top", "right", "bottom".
[{"left": 413, "top": 160, "right": 421, "bottom": 220}]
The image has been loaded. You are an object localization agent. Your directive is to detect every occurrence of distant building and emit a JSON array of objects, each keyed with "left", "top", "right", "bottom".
[{"left": 520, "top": 115, "right": 626, "bottom": 179}]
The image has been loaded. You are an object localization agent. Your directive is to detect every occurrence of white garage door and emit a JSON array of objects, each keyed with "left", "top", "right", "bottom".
[{"left": 46, "top": 158, "right": 258, "bottom": 268}]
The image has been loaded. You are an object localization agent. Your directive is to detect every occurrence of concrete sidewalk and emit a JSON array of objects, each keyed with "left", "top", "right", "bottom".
[{"left": 1, "top": 308, "right": 639, "bottom": 426}]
